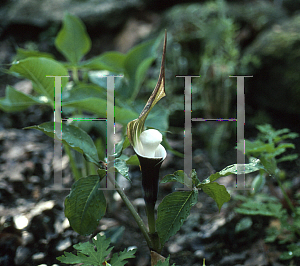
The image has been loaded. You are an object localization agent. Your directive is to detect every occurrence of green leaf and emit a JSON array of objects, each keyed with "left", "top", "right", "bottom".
[
  {"left": 114, "top": 136, "right": 130, "bottom": 158},
  {"left": 251, "top": 174, "right": 265, "bottom": 194},
  {"left": 280, "top": 251, "right": 294, "bottom": 260},
  {"left": 156, "top": 190, "right": 198, "bottom": 246},
  {"left": 64, "top": 175, "right": 106, "bottom": 236},
  {"left": 25, "top": 122, "right": 100, "bottom": 166},
  {"left": 57, "top": 233, "right": 112, "bottom": 265},
  {"left": 9, "top": 57, "right": 68, "bottom": 106},
  {"left": 104, "top": 226, "right": 125, "bottom": 245},
  {"left": 201, "top": 182, "right": 231, "bottom": 211},
  {"left": 55, "top": 12, "right": 91, "bottom": 64},
  {"left": 235, "top": 201, "right": 283, "bottom": 217},
  {"left": 57, "top": 251, "right": 86, "bottom": 264},
  {"left": 88, "top": 70, "right": 123, "bottom": 89},
  {"left": 131, "top": 56, "right": 156, "bottom": 99},
  {"left": 62, "top": 85, "right": 138, "bottom": 125},
  {"left": 276, "top": 132, "right": 299, "bottom": 142},
  {"left": 15, "top": 48, "right": 55, "bottom": 60},
  {"left": 160, "top": 170, "right": 193, "bottom": 188},
  {"left": 57, "top": 233, "right": 136, "bottom": 265},
  {"left": 160, "top": 169, "right": 199, "bottom": 188},
  {"left": 125, "top": 154, "right": 140, "bottom": 165},
  {"left": 122, "top": 136, "right": 131, "bottom": 150},
  {"left": 280, "top": 243, "right": 300, "bottom": 260},
  {"left": 0, "top": 85, "right": 47, "bottom": 112},
  {"left": 124, "top": 39, "right": 156, "bottom": 100},
  {"left": 110, "top": 248, "right": 136, "bottom": 266},
  {"left": 145, "top": 105, "right": 170, "bottom": 134},
  {"left": 114, "top": 138, "right": 126, "bottom": 158},
  {"left": 114, "top": 158, "right": 130, "bottom": 181},
  {"left": 80, "top": 51, "right": 125, "bottom": 73},
  {"left": 277, "top": 154, "right": 298, "bottom": 163},
  {"left": 190, "top": 169, "right": 200, "bottom": 187},
  {"left": 265, "top": 227, "right": 280, "bottom": 243},
  {"left": 203, "top": 158, "right": 267, "bottom": 183},
  {"left": 160, "top": 170, "right": 187, "bottom": 185},
  {"left": 256, "top": 124, "right": 289, "bottom": 142},
  {"left": 259, "top": 156, "right": 276, "bottom": 175},
  {"left": 240, "top": 139, "right": 275, "bottom": 155}
]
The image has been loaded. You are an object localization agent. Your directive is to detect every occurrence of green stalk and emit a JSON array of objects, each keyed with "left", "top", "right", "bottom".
[
  {"left": 106, "top": 174, "right": 153, "bottom": 249},
  {"left": 83, "top": 158, "right": 88, "bottom": 177},
  {"left": 146, "top": 203, "right": 156, "bottom": 234},
  {"left": 64, "top": 144, "right": 81, "bottom": 180},
  {"left": 88, "top": 162, "right": 97, "bottom": 175},
  {"left": 276, "top": 174, "right": 296, "bottom": 214},
  {"left": 146, "top": 202, "right": 161, "bottom": 252},
  {"left": 72, "top": 67, "right": 79, "bottom": 83}
]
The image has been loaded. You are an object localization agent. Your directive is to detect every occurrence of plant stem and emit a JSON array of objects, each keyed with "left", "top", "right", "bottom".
[
  {"left": 275, "top": 174, "right": 300, "bottom": 237},
  {"left": 276, "top": 174, "right": 296, "bottom": 214},
  {"left": 72, "top": 67, "right": 79, "bottom": 82},
  {"left": 64, "top": 144, "right": 81, "bottom": 181},
  {"left": 146, "top": 203, "right": 161, "bottom": 252},
  {"left": 146, "top": 203, "right": 156, "bottom": 234},
  {"left": 106, "top": 175, "right": 153, "bottom": 249}
]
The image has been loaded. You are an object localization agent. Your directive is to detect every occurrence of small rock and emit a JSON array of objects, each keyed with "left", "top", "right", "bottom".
[
  {"left": 29, "top": 200, "right": 55, "bottom": 217},
  {"left": 6, "top": 146, "right": 26, "bottom": 161},
  {"left": 32, "top": 252, "right": 45, "bottom": 263},
  {"left": 168, "top": 243, "right": 182, "bottom": 254},
  {"left": 22, "top": 231, "right": 34, "bottom": 245},
  {"left": 117, "top": 174, "right": 131, "bottom": 190},
  {"left": 14, "top": 80, "right": 33, "bottom": 95},
  {"left": 99, "top": 218, "right": 119, "bottom": 231},
  {"left": 127, "top": 246, "right": 137, "bottom": 252},
  {"left": 133, "top": 198, "right": 145, "bottom": 207},
  {"left": 28, "top": 175, "right": 40, "bottom": 184},
  {"left": 220, "top": 251, "right": 247, "bottom": 265},
  {"left": 194, "top": 249, "right": 205, "bottom": 259},
  {"left": 56, "top": 238, "right": 72, "bottom": 252},
  {"left": 14, "top": 246, "right": 31, "bottom": 265}
]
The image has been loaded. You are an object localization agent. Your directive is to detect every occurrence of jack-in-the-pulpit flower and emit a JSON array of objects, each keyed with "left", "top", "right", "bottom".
[
  {"left": 134, "top": 129, "right": 166, "bottom": 159},
  {"left": 134, "top": 128, "right": 166, "bottom": 211},
  {"left": 126, "top": 31, "right": 167, "bottom": 228}
]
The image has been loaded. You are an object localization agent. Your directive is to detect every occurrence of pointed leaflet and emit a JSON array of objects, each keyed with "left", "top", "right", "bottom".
[
  {"left": 198, "top": 157, "right": 267, "bottom": 184},
  {"left": 160, "top": 169, "right": 200, "bottom": 189},
  {"left": 110, "top": 248, "right": 136, "bottom": 266},
  {"left": 64, "top": 175, "right": 107, "bottom": 236},
  {"left": 25, "top": 122, "right": 100, "bottom": 166},
  {"left": 9, "top": 57, "right": 68, "bottom": 107},
  {"left": 55, "top": 12, "right": 91, "bottom": 65},
  {"left": 57, "top": 233, "right": 112, "bottom": 265},
  {"left": 0, "top": 85, "right": 46, "bottom": 112},
  {"left": 156, "top": 190, "right": 198, "bottom": 246},
  {"left": 57, "top": 233, "right": 136, "bottom": 265},
  {"left": 201, "top": 182, "right": 230, "bottom": 212},
  {"left": 127, "top": 31, "right": 167, "bottom": 148}
]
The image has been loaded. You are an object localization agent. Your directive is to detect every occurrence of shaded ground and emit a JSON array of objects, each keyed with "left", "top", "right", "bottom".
[{"left": 0, "top": 112, "right": 299, "bottom": 266}]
